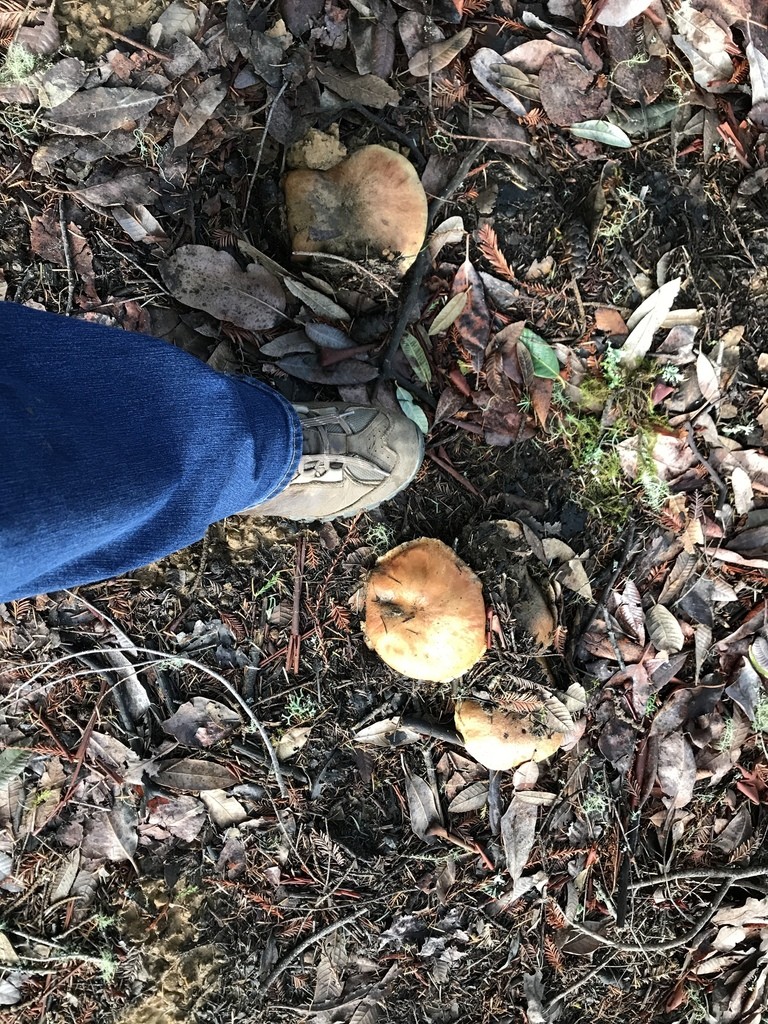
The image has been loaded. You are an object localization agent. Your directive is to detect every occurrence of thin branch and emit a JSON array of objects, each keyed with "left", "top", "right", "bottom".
[
  {"left": 568, "top": 866, "right": 767, "bottom": 953},
  {"left": 100, "top": 25, "right": 170, "bottom": 60},
  {"left": 287, "top": 534, "right": 306, "bottom": 675},
  {"left": 245, "top": 80, "right": 288, "bottom": 213},
  {"left": 6, "top": 645, "right": 289, "bottom": 799},
  {"left": 291, "top": 251, "right": 398, "bottom": 298},
  {"left": 96, "top": 231, "right": 168, "bottom": 294},
  {"left": 256, "top": 906, "right": 369, "bottom": 998},
  {"left": 684, "top": 421, "right": 727, "bottom": 510},
  {"left": 58, "top": 197, "right": 75, "bottom": 316},
  {"left": 629, "top": 865, "right": 768, "bottom": 890}
]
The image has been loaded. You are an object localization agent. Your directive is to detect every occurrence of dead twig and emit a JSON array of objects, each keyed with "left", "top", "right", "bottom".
[
  {"left": 684, "top": 421, "right": 727, "bottom": 509},
  {"left": 100, "top": 25, "right": 170, "bottom": 60},
  {"left": 628, "top": 865, "right": 768, "bottom": 889},
  {"left": 245, "top": 80, "right": 288, "bottom": 214},
  {"left": 58, "top": 198, "right": 75, "bottom": 316},
  {"left": 256, "top": 906, "right": 369, "bottom": 998},
  {"left": 10, "top": 646, "right": 290, "bottom": 800},
  {"left": 287, "top": 534, "right": 306, "bottom": 675},
  {"left": 96, "top": 231, "right": 168, "bottom": 295},
  {"left": 292, "top": 251, "right": 398, "bottom": 298},
  {"left": 426, "top": 447, "right": 482, "bottom": 497},
  {"left": 569, "top": 865, "right": 767, "bottom": 953}
]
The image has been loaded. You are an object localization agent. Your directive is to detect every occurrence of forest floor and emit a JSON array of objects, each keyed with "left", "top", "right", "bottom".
[{"left": 1, "top": 1, "right": 768, "bottom": 1023}]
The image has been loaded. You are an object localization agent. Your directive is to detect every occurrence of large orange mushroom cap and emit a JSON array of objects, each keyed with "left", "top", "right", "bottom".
[
  {"left": 455, "top": 699, "right": 564, "bottom": 771},
  {"left": 283, "top": 145, "right": 428, "bottom": 275},
  {"left": 363, "top": 538, "right": 486, "bottom": 682}
]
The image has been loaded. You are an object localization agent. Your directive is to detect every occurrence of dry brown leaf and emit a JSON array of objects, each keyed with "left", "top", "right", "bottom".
[
  {"left": 616, "top": 579, "right": 645, "bottom": 643},
  {"left": 173, "top": 74, "right": 227, "bottom": 148},
  {"left": 681, "top": 517, "right": 704, "bottom": 553},
  {"left": 470, "top": 48, "right": 527, "bottom": 115},
  {"left": 81, "top": 800, "right": 138, "bottom": 864},
  {"left": 696, "top": 350, "right": 721, "bottom": 403},
  {"left": 277, "top": 353, "right": 378, "bottom": 386},
  {"left": 538, "top": 52, "right": 610, "bottom": 126},
  {"left": 16, "top": 11, "right": 59, "bottom": 54},
  {"left": 712, "top": 896, "right": 768, "bottom": 928},
  {"left": 731, "top": 466, "right": 754, "bottom": 514},
  {"left": 152, "top": 757, "right": 238, "bottom": 792},
  {"left": 274, "top": 725, "right": 312, "bottom": 760},
  {"left": 428, "top": 216, "right": 465, "bottom": 264},
  {"left": 500, "top": 795, "right": 537, "bottom": 883},
  {"left": 353, "top": 718, "right": 422, "bottom": 747},
  {"left": 315, "top": 66, "right": 399, "bottom": 108},
  {"left": 404, "top": 774, "right": 440, "bottom": 841},
  {"left": 162, "top": 697, "right": 242, "bottom": 748},
  {"left": 647, "top": 604, "right": 685, "bottom": 655},
  {"left": 596, "top": 0, "right": 657, "bottom": 26},
  {"left": 37, "top": 58, "right": 87, "bottom": 109},
  {"left": 447, "top": 781, "right": 489, "bottom": 813},
  {"left": 450, "top": 258, "right": 490, "bottom": 373},
  {"left": 200, "top": 789, "right": 248, "bottom": 827},
  {"left": 408, "top": 27, "right": 472, "bottom": 77},
  {"left": 657, "top": 732, "right": 696, "bottom": 808},
  {"left": 159, "top": 245, "right": 287, "bottom": 331},
  {"left": 671, "top": 2, "right": 733, "bottom": 93},
  {"left": 618, "top": 279, "right": 682, "bottom": 369},
  {"left": 46, "top": 86, "right": 161, "bottom": 135},
  {"left": 146, "top": 794, "right": 206, "bottom": 842}
]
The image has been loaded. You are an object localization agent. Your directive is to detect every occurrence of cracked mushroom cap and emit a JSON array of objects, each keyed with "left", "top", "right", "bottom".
[
  {"left": 363, "top": 538, "right": 486, "bottom": 682},
  {"left": 455, "top": 699, "right": 563, "bottom": 771},
  {"left": 283, "top": 145, "right": 428, "bottom": 275}
]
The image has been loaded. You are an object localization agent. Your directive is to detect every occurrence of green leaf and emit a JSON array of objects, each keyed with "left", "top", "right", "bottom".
[
  {"left": 749, "top": 637, "right": 768, "bottom": 679},
  {"left": 519, "top": 328, "right": 560, "bottom": 379},
  {"left": 428, "top": 290, "right": 468, "bottom": 336},
  {"left": 401, "top": 332, "right": 432, "bottom": 385},
  {"left": 569, "top": 119, "right": 632, "bottom": 149},
  {"left": 612, "top": 101, "right": 680, "bottom": 136},
  {"left": 0, "top": 748, "right": 32, "bottom": 787},
  {"left": 396, "top": 386, "right": 429, "bottom": 434}
]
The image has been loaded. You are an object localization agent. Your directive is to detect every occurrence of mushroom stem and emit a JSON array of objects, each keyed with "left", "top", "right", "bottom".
[{"left": 400, "top": 715, "right": 462, "bottom": 746}]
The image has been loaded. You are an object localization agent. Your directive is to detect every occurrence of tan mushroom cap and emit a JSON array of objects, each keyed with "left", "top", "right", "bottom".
[
  {"left": 283, "top": 145, "right": 428, "bottom": 275},
  {"left": 363, "top": 538, "right": 486, "bottom": 682},
  {"left": 455, "top": 699, "right": 563, "bottom": 771}
]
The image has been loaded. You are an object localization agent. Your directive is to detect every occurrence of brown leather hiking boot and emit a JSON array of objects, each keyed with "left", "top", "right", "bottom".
[{"left": 247, "top": 402, "right": 424, "bottom": 521}]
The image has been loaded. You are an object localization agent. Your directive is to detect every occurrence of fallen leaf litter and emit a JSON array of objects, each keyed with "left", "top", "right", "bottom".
[{"left": 2, "top": 0, "right": 768, "bottom": 1021}]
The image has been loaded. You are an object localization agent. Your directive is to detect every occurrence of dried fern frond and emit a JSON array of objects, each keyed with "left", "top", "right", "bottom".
[
  {"left": 543, "top": 935, "right": 564, "bottom": 974},
  {"left": 209, "top": 226, "right": 239, "bottom": 249},
  {"left": 519, "top": 107, "right": 548, "bottom": 127},
  {"left": 553, "top": 625, "right": 567, "bottom": 655},
  {"left": 434, "top": 60, "right": 469, "bottom": 111},
  {"left": 492, "top": 16, "right": 526, "bottom": 30},
  {"left": 328, "top": 602, "right": 351, "bottom": 632},
  {"left": 0, "top": 0, "right": 40, "bottom": 40},
  {"left": 499, "top": 694, "right": 541, "bottom": 715},
  {"left": 476, "top": 223, "right": 515, "bottom": 281}
]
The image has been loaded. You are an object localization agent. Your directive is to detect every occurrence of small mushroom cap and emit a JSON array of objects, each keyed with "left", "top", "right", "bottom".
[
  {"left": 283, "top": 145, "right": 428, "bottom": 275},
  {"left": 363, "top": 538, "right": 486, "bottom": 682},
  {"left": 455, "top": 699, "right": 563, "bottom": 771}
]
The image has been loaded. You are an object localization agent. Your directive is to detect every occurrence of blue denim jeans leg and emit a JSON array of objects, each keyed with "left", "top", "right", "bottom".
[{"left": 0, "top": 303, "right": 301, "bottom": 601}]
